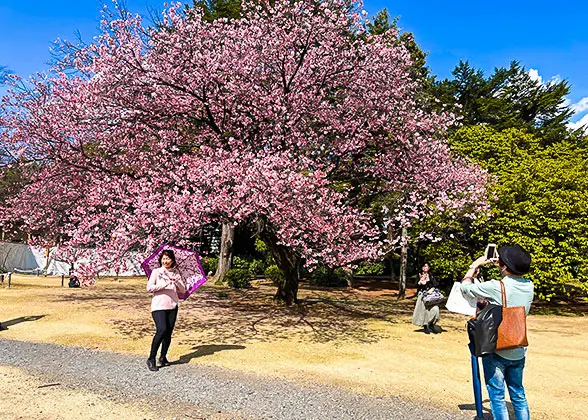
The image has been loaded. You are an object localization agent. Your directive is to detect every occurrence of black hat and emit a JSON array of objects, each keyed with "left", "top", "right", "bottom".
[{"left": 498, "top": 245, "right": 531, "bottom": 275}]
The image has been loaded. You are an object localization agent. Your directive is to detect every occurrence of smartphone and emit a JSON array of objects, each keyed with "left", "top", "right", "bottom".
[{"left": 485, "top": 243, "right": 497, "bottom": 261}]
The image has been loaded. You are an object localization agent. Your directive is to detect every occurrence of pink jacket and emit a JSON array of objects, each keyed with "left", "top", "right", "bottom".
[{"left": 146, "top": 267, "right": 186, "bottom": 312}]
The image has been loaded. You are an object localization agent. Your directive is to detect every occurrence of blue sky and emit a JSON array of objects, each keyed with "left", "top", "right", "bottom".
[{"left": 1, "top": 0, "right": 587, "bottom": 127}]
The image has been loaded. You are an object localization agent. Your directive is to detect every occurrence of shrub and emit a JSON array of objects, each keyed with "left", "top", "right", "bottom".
[
  {"left": 249, "top": 259, "right": 265, "bottom": 276},
  {"left": 264, "top": 265, "right": 284, "bottom": 286},
  {"left": 309, "top": 266, "right": 348, "bottom": 287},
  {"left": 254, "top": 238, "right": 269, "bottom": 253},
  {"left": 225, "top": 268, "right": 251, "bottom": 289},
  {"left": 355, "top": 262, "right": 385, "bottom": 276},
  {"left": 254, "top": 238, "right": 275, "bottom": 266},
  {"left": 200, "top": 256, "right": 218, "bottom": 276},
  {"left": 232, "top": 256, "right": 250, "bottom": 271}
]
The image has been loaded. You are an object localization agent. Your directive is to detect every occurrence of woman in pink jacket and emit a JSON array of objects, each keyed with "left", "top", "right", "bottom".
[{"left": 146, "top": 250, "right": 186, "bottom": 372}]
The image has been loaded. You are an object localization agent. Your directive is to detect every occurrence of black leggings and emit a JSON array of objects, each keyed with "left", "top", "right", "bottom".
[{"left": 149, "top": 307, "right": 178, "bottom": 360}]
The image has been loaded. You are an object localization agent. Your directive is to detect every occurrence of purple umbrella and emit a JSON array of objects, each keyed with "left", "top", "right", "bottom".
[{"left": 141, "top": 243, "right": 207, "bottom": 300}]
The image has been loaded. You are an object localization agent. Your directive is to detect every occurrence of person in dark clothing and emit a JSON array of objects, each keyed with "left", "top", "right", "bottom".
[
  {"left": 68, "top": 275, "right": 80, "bottom": 288},
  {"left": 412, "top": 263, "right": 441, "bottom": 334}
]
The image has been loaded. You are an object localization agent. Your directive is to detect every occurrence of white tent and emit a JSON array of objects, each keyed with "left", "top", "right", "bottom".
[
  {"left": 0, "top": 242, "right": 143, "bottom": 276},
  {"left": 0, "top": 242, "right": 40, "bottom": 273}
]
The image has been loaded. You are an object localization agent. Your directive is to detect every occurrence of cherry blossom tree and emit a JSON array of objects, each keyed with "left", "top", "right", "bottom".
[{"left": 0, "top": 0, "right": 487, "bottom": 304}]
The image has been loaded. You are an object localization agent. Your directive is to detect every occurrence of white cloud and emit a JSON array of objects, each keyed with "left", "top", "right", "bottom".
[
  {"left": 568, "top": 113, "right": 588, "bottom": 134},
  {"left": 528, "top": 69, "right": 562, "bottom": 86},
  {"left": 549, "top": 74, "right": 562, "bottom": 85},
  {"left": 571, "top": 97, "right": 588, "bottom": 114},
  {"left": 569, "top": 97, "right": 588, "bottom": 134},
  {"left": 528, "top": 68, "right": 542, "bottom": 84}
]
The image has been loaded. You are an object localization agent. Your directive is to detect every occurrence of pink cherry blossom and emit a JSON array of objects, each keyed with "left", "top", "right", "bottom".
[{"left": 0, "top": 0, "right": 487, "bottom": 297}]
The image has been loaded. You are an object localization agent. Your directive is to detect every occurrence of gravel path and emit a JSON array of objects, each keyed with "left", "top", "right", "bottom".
[{"left": 0, "top": 339, "right": 471, "bottom": 419}]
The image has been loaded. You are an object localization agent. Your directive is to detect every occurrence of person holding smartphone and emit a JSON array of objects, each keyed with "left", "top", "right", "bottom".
[
  {"left": 460, "top": 244, "right": 533, "bottom": 420},
  {"left": 412, "top": 263, "right": 441, "bottom": 334}
]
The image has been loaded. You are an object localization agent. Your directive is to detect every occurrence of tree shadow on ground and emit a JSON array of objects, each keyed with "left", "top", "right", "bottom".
[
  {"left": 172, "top": 285, "right": 416, "bottom": 346},
  {"left": 1, "top": 315, "right": 46, "bottom": 329},
  {"left": 52, "top": 280, "right": 419, "bottom": 346},
  {"left": 531, "top": 298, "right": 588, "bottom": 316},
  {"left": 53, "top": 286, "right": 148, "bottom": 312},
  {"left": 171, "top": 344, "right": 246, "bottom": 365}
]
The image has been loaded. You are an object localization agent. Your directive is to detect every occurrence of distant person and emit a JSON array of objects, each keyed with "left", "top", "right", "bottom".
[
  {"left": 461, "top": 244, "right": 533, "bottom": 420},
  {"left": 146, "top": 249, "right": 186, "bottom": 372},
  {"left": 68, "top": 275, "right": 80, "bottom": 288},
  {"left": 412, "top": 263, "right": 441, "bottom": 334}
]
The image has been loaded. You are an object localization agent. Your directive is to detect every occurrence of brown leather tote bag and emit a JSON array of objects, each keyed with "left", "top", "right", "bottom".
[{"left": 496, "top": 280, "right": 528, "bottom": 350}]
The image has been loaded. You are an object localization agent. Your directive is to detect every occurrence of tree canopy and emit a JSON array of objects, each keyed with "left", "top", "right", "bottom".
[
  {"left": 0, "top": 0, "right": 486, "bottom": 303},
  {"left": 430, "top": 61, "right": 579, "bottom": 144}
]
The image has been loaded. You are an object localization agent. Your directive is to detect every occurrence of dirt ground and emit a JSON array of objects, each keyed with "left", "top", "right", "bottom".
[{"left": 0, "top": 274, "right": 587, "bottom": 419}]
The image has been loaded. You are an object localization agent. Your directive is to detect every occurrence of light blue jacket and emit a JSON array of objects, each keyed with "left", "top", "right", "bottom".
[{"left": 461, "top": 275, "right": 534, "bottom": 360}]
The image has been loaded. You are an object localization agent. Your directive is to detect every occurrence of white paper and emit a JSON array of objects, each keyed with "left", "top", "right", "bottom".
[{"left": 445, "top": 281, "right": 478, "bottom": 316}]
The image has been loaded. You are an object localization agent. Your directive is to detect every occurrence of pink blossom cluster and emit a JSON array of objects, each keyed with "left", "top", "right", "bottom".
[{"left": 0, "top": 0, "right": 487, "bottom": 276}]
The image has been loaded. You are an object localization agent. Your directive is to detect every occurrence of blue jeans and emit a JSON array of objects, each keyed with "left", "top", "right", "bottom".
[{"left": 482, "top": 353, "right": 530, "bottom": 420}]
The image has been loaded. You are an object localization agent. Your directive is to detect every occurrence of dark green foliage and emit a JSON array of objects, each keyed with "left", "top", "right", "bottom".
[
  {"left": 200, "top": 256, "right": 218, "bottom": 275},
  {"left": 230, "top": 256, "right": 264, "bottom": 276},
  {"left": 432, "top": 126, "right": 588, "bottom": 300},
  {"left": 254, "top": 238, "right": 269, "bottom": 253},
  {"left": 366, "top": 9, "right": 430, "bottom": 84},
  {"left": 355, "top": 262, "right": 385, "bottom": 276},
  {"left": 309, "top": 266, "right": 348, "bottom": 287},
  {"left": 225, "top": 268, "right": 251, "bottom": 289},
  {"left": 366, "top": 9, "right": 398, "bottom": 36},
  {"left": 190, "top": 0, "right": 242, "bottom": 22},
  {"left": 419, "top": 55, "right": 586, "bottom": 300},
  {"left": 249, "top": 259, "right": 265, "bottom": 276},
  {"left": 430, "top": 61, "right": 577, "bottom": 144},
  {"left": 231, "top": 256, "right": 250, "bottom": 270},
  {"left": 264, "top": 265, "right": 284, "bottom": 286}
]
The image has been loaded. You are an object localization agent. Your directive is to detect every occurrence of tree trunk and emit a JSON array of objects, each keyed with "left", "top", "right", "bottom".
[
  {"left": 398, "top": 226, "right": 407, "bottom": 299},
  {"left": 260, "top": 230, "right": 300, "bottom": 306},
  {"left": 343, "top": 267, "right": 354, "bottom": 288},
  {"left": 44, "top": 247, "right": 50, "bottom": 277},
  {"left": 212, "top": 221, "right": 234, "bottom": 284}
]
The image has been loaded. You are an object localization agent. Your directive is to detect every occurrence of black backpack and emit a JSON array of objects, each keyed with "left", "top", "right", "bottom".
[{"left": 467, "top": 303, "right": 503, "bottom": 357}]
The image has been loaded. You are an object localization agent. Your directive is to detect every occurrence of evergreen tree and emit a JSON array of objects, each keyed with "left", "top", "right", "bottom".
[
  {"left": 366, "top": 9, "right": 430, "bottom": 84},
  {"left": 189, "top": 0, "right": 242, "bottom": 22},
  {"left": 430, "top": 61, "right": 578, "bottom": 143}
]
